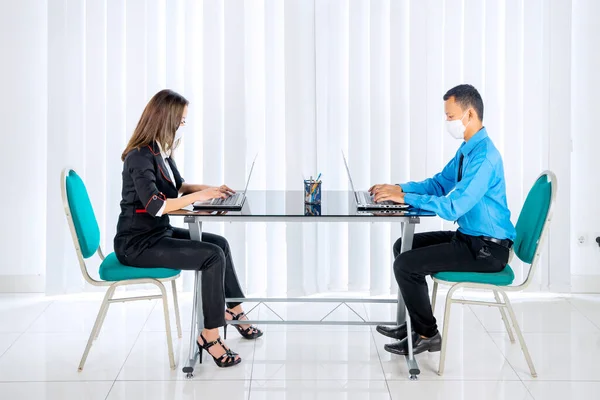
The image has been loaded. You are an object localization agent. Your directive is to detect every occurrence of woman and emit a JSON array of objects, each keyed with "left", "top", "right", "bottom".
[{"left": 114, "top": 89, "right": 262, "bottom": 368}]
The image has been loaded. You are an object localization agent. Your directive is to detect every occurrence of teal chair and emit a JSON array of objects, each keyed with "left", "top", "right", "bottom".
[
  {"left": 61, "top": 168, "right": 182, "bottom": 371},
  {"left": 431, "top": 171, "right": 556, "bottom": 378}
]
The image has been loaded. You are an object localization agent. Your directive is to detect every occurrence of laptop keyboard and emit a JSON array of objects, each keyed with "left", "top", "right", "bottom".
[
  {"left": 215, "top": 193, "right": 241, "bottom": 205},
  {"left": 360, "top": 191, "right": 396, "bottom": 206},
  {"left": 360, "top": 191, "right": 375, "bottom": 204}
]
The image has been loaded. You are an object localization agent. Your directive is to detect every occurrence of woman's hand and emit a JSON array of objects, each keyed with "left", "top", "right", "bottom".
[
  {"left": 194, "top": 187, "right": 229, "bottom": 202},
  {"left": 218, "top": 185, "right": 236, "bottom": 195},
  {"left": 163, "top": 187, "right": 229, "bottom": 214}
]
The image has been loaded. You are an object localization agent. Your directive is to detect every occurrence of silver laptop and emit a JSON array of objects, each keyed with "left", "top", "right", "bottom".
[
  {"left": 342, "top": 151, "right": 410, "bottom": 210},
  {"left": 193, "top": 154, "right": 257, "bottom": 210}
]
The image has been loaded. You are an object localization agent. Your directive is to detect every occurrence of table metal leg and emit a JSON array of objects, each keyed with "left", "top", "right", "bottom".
[
  {"left": 399, "top": 221, "right": 420, "bottom": 379},
  {"left": 178, "top": 215, "right": 421, "bottom": 380},
  {"left": 182, "top": 218, "right": 203, "bottom": 378}
]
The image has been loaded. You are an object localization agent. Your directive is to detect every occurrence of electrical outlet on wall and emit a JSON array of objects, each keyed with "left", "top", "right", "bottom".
[{"left": 577, "top": 233, "right": 587, "bottom": 246}]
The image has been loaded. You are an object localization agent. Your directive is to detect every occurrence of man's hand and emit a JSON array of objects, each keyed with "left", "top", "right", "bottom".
[
  {"left": 373, "top": 187, "right": 405, "bottom": 204},
  {"left": 369, "top": 183, "right": 403, "bottom": 196}
]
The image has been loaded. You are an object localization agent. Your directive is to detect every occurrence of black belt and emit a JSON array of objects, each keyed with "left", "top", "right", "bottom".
[{"left": 481, "top": 236, "right": 513, "bottom": 249}]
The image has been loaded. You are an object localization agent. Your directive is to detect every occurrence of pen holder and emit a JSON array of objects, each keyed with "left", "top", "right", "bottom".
[
  {"left": 304, "top": 203, "right": 321, "bottom": 216},
  {"left": 304, "top": 179, "right": 322, "bottom": 204}
]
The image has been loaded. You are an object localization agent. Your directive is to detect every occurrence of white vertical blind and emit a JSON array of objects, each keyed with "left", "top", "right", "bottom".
[
  {"left": 521, "top": 0, "right": 547, "bottom": 288},
  {"left": 546, "top": 0, "right": 572, "bottom": 291},
  {"left": 46, "top": 0, "right": 573, "bottom": 295},
  {"left": 388, "top": 0, "right": 410, "bottom": 290},
  {"left": 431, "top": 0, "right": 446, "bottom": 232},
  {"left": 347, "top": 0, "right": 372, "bottom": 292},
  {"left": 503, "top": 0, "right": 525, "bottom": 283},
  {"left": 104, "top": 0, "right": 127, "bottom": 287},
  {"left": 264, "top": 0, "right": 288, "bottom": 297},
  {"left": 46, "top": 0, "right": 90, "bottom": 293},
  {"left": 368, "top": 0, "right": 391, "bottom": 294},
  {"left": 0, "top": 0, "right": 48, "bottom": 291}
]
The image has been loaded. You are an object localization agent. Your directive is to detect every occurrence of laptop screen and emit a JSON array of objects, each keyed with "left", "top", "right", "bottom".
[
  {"left": 342, "top": 151, "right": 360, "bottom": 204},
  {"left": 242, "top": 153, "right": 258, "bottom": 196}
]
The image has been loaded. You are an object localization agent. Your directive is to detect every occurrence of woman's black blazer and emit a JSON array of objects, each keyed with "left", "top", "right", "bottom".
[{"left": 114, "top": 141, "right": 185, "bottom": 263}]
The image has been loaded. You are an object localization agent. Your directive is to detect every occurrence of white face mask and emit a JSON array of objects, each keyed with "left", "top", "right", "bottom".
[{"left": 445, "top": 111, "right": 470, "bottom": 140}]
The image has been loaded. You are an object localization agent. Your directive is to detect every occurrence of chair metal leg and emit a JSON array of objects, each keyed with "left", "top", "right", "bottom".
[
  {"left": 493, "top": 290, "right": 515, "bottom": 343},
  {"left": 438, "top": 285, "right": 458, "bottom": 376},
  {"left": 79, "top": 285, "right": 115, "bottom": 371},
  {"left": 500, "top": 291, "right": 537, "bottom": 378},
  {"left": 431, "top": 281, "right": 439, "bottom": 314},
  {"left": 156, "top": 281, "right": 176, "bottom": 370},
  {"left": 171, "top": 279, "right": 182, "bottom": 339},
  {"left": 93, "top": 299, "right": 110, "bottom": 340}
]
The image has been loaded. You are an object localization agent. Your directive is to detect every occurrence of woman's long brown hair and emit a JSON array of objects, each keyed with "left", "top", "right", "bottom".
[{"left": 121, "top": 89, "right": 189, "bottom": 161}]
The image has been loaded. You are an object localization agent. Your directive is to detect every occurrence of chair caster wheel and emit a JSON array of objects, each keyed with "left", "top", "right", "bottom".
[
  {"left": 185, "top": 373, "right": 193, "bottom": 379},
  {"left": 409, "top": 374, "right": 418, "bottom": 381}
]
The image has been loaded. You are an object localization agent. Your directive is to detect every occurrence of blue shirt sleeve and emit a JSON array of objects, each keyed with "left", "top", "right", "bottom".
[
  {"left": 400, "top": 157, "right": 457, "bottom": 196},
  {"left": 403, "top": 154, "right": 495, "bottom": 221}
]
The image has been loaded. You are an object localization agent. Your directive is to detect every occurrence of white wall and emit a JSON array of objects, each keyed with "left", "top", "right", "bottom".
[
  {"left": 0, "top": 1, "right": 47, "bottom": 292},
  {"left": 571, "top": 0, "right": 600, "bottom": 277}
]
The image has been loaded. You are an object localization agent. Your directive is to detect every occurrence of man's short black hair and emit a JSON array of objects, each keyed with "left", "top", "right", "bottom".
[{"left": 443, "top": 84, "right": 484, "bottom": 121}]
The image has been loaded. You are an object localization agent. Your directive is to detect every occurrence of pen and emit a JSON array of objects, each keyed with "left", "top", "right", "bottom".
[{"left": 310, "top": 173, "right": 321, "bottom": 195}]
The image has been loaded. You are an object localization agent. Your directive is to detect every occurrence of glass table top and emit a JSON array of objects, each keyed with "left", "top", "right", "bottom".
[{"left": 169, "top": 190, "right": 436, "bottom": 219}]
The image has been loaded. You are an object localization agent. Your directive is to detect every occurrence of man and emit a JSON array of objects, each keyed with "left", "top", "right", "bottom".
[{"left": 369, "top": 84, "right": 516, "bottom": 355}]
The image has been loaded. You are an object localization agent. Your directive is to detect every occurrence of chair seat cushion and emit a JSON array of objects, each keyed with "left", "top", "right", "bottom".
[
  {"left": 99, "top": 252, "right": 180, "bottom": 281},
  {"left": 433, "top": 265, "right": 515, "bottom": 286}
]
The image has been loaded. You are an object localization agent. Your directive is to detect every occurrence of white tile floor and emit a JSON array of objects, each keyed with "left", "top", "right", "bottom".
[{"left": 0, "top": 290, "right": 599, "bottom": 400}]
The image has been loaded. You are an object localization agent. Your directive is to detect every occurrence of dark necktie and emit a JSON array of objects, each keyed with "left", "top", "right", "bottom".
[{"left": 457, "top": 154, "right": 464, "bottom": 183}]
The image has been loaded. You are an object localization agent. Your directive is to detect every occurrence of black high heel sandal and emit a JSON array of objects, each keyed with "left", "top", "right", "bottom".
[
  {"left": 224, "top": 309, "right": 264, "bottom": 340},
  {"left": 197, "top": 334, "right": 241, "bottom": 368}
]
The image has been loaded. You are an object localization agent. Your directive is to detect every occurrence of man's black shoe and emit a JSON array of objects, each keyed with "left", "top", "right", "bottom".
[
  {"left": 383, "top": 332, "right": 442, "bottom": 356},
  {"left": 375, "top": 324, "right": 408, "bottom": 340}
]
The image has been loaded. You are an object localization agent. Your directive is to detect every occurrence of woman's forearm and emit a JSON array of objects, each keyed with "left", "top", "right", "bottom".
[
  {"left": 162, "top": 193, "right": 200, "bottom": 213},
  {"left": 180, "top": 182, "right": 211, "bottom": 195}
]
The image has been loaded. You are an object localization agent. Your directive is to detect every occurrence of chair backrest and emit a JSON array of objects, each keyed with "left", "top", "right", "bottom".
[
  {"left": 61, "top": 168, "right": 103, "bottom": 285},
  {"left": 514, "top": 171, "right": 557, "bottom": 287}
]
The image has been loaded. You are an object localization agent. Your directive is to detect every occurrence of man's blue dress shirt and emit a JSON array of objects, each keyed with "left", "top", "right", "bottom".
[{"left": 402, "top": 127, "right": 516, "bottom": 241}]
